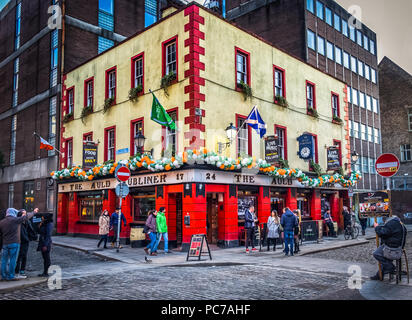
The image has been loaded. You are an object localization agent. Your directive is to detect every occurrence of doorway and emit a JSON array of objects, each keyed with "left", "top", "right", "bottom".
[
  {"left": 207, "top": 193, "right": 223, "bottom": 245},
  {"left": 168, "top": 193, "right": 183, "bottom": 248}
]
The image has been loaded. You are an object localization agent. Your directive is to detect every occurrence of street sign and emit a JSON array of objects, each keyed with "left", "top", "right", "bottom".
[
  {"left": 375, "top": 153, "right": 400, "bottom": 178},
  {"left": 115, "top": 182, "right": 129, "bottom": 198},
  {"left": 348, "top": 186, "right": 354, "bottom": 197},
  {"left": 115, "top": 165, "right": 131, "bottom": 182}
]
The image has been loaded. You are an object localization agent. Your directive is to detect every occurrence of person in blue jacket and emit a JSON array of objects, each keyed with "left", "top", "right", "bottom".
[
  {"left": 110, "top": 208, "right": 127, "bottom": 249},
  {"left": 37, "top": 213, "right": 53, "bottom": 277},
  {"left": 281, "top": 207, "right": 298, "bottom": 256}
]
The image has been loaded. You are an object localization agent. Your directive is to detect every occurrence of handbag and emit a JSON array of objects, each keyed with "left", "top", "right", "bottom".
[
  {"left": 143, "top": 225, "right": 149, "bottom": 234},
  {"left": 278, "top": 224, "right": 284, "bottom": 232},
  {"left": 382, "top": 224, "right": 405, "bottom": 260}
]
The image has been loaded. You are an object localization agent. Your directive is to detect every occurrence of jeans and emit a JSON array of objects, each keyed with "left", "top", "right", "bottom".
[
  {"left": 41, "top": 249, "right": 51, "bottom": 275},
  {"left": 156, "top": 232, "right": 169, "bottom": 252},
  {"left": 1, "top": 243, "right": 20, "bottom": 280},
  {"left": 326, "top": 221, "right": 336, "bottom": 236},
  {"left": 373, "top": 245, "right": 396, "bottom": 274},
  {"left": 245, "top": 228, "right": 255, "bottom": 249},
  {"left": 146, "top": 232, "right": 159, "bottom": 253},
  {"left": 98, "top": 235, "right": 108, "bottom": 248},
  {"left": 284, "top": 231, "right": 294, "bottom": 255},
  {"left": 15, "top": 242, "right": 29, "bottom": 273}
]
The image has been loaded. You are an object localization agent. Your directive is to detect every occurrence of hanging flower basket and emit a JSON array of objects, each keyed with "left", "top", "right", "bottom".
[
  {"left": 307, "top": 108, "right": 319, "bottom": 118},
  {"left": 103, "top": 97, "right": 115, "bottom": 114},
  {"left": 63, "top": 112, "right": 74, "bottom": 123},
  {"left": 237, "top": 81, "right": 252, "bottom": 101},
  {"left": 160, "top": 72, "right": 176, "bottom": 97},
  {"left": 129, "top": 85, "right": 143, "bottom": 103}
]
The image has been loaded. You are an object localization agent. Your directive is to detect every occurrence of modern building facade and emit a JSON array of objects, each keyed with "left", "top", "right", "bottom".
[
  {"left": 0, "top": 0, "right": 171, "bottom": 218},
  {"left": 54, "top": 3, "right": 360, "bottom": 248},
  {"left": 378, "top": 57, "right": 412, "bottom": 191},
  {"left": 225, "top": 0, "right": 383, "bottom": 193}
]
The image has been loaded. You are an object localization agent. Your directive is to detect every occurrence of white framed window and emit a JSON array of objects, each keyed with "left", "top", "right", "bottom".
[
  {"left": 165, "top": 111, "right": 177, "bottom": 155},
  {"left": 400, "top": 144, "right": 412, "bottom": 162},
  {"left": 343, "top": 51, "right": 350, "bottom": 69},
  {"left": 371, "top": 68, "right": 377, "bottom": 83},
  {"left": 368, "top": 126, "right": 373, "bottom": 142},
  {"left": 366, "top": 95, "right": 372, "bottom": 111},
  {"left": 327, "top": 41, "right": 334, "bottom": 60},
  {"left": 347, "top": 86, "right": 352, "bottom": 103},
  {"left": 332, "top": 94, "right": 339, "bottom": 117},
  {"left": 275, "top": 127, "right": 286, "bottom": 159},
  {"left": 358, "top": 60, "right": 364, "bottom": 77},
  {"left": 134, "top": 57, "right": 143, "bottom": 88},
  {"left": 237, "top": 118, "right": 249, "bottom": 157},
  {"left": 306, "top": 82, "right": 315, "bottom": 109},
  {"left": 133, "top": 120, "right": 143, "bottom": 155},
  {"left": 86, "top": 80, "right": 93, "bottom": 107},
  {"left": 108, "top": 70, "right": 116, "bottom": 99},
  {"left": 236, "top": 52, "right": 248, "bottom": 84},
  {"left": 349, "top": 120, "right": 353, "bottom": 137},
  {"left": 353, "top": 122, "right": 359, "bottom": 139},
  {"left": 365, "top": 64, "right": 371, "bottom": 80},
  {"left": 374, "top": 128, "right": 380, "bottom": 144},
  {"left": 352, "top": 88, "right": 358, "bottom": 105},
  {"left": 359, "top": 92, "right": 365, "bottom": 108},
  {"left": 317, "top": 36, "right": 325, "bottom": 56},
  {"left": 165, "top": 41, "right": 177, "bottom": 76},
  {"left": 274, "top": 68, "right": 284, "bottom": 98},
  {"left": 335, "top": 46, "right": 342, "bottom": 65},
  {"left": 107, "top": 129, "right": 115, "bottom": 161},
  {"left": 68, "top": 88, "right": 74, "bottom": 114},
  {"left": 372, "top": 98, "right": 378, "bottom": 113},
  {"left": 351, "top": 56, "right": 357, "bottom": 73},
  {"left": 67, "top": 139, "right": 73, "bottom": 168},
  {"left": 360, "top": 124, "right": 366, "bottom": 140}
]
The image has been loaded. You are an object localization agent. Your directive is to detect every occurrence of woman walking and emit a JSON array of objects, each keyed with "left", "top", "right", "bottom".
[
  {"left": 293, "top": 209, "right": 302, "bottom": 254},
  {"left": 97, "top": 210, "right": 110, "bottom": 249},
  {"left": 267, "top": 210, "right": 280, "bottom": 251},
  {"left": 144, "top": 210, "right": 158, "bottom": 256},
  {"left": 37, "top": 213, "right": 53, "bottom": 277}
]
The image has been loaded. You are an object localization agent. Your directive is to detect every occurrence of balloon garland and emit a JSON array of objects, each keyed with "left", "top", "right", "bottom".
[{"left": 50, "top": 148, "right": 362, "bottom": 187}]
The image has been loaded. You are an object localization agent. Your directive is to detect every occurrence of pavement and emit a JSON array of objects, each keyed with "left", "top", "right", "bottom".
[{"left": 0, "top": 277, "right": 48, "bottom": 293}]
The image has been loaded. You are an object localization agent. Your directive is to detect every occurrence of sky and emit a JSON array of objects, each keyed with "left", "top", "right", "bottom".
[
  {"left": 0, "top": 0, "right": 9, "bottom": 12},
  {"left": 336, "top": 0, "right": 412, "bottom": 74}
]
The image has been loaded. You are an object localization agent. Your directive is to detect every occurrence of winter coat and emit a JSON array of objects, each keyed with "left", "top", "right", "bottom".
[
  {"left": 267, "top": 216, "right": 280, "bottom": 239},
  {"left": 244, "top": 210, "right": 256, "bottom": 229},
  {"left": 145, "top": 213, "right": 157, "bottom": 233},
  {"left": 37, "top": 222, "right": 53, "bottom": 251},
  {"left": 281, "top": 209, "right": 298, "bottom": 232},
  {"left": 99, "top": 215, "right": 110, "bottom": 235},
  {"left": 376, "top": 216, "right": 407, "bottom": 248},
  {"left": 110, "top": 212, "right": 127, "bottom": 232},
  {"left": 156, "top": 212, "right": 168, "bottom": 233}
]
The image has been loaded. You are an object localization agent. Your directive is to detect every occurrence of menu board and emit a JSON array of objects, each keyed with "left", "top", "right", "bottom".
[
  {"left": 359, "top": 191, "right": 391, "bottom": 218},
  {"left": 265, "top": 136, "right": 279, "bottom": 164},
  {"left": 186, "top": 234, "right": 212, "bottom": 261},
  {"left": 327, "top": 146, "right": 341, "bottom": 171},
  {"left": 83, "top": 142, "right": 98, "bottom": 169}
]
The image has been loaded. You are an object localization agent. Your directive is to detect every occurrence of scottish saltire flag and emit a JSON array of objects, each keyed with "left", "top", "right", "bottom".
[{"left": 246, "top": 106, "right": 267, "bottom": 138}]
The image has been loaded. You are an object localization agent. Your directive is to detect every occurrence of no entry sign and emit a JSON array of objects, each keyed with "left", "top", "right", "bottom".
[
  {"left": 375, "top": 153, "right": 400, "bottom": 178},
  {"left": 115, "top": 165, "right": 131, "bottom": 182}
]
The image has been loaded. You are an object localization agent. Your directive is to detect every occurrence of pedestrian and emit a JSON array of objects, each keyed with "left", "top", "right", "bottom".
[
  {"left": 0, "top": 207, "right": 38, "bottom": 281},
  {"left": 293, "top": 209, "right": 302, "bottom": 254},
  {"left": 244, "top": 205, "right": 258, "bottom": 253},
  {"left": 155, "top": 207, "right": 170, "bottom": 254},
  {"left": 266, "top": 210, "right": 280, "bottom": 251},
  {"left": 15, "top": 210, "right": 37, "bottom": 278},
  {"left": 110, "top": 208, "right": 127, "bottom": 249},
  {"left": 97, "top": 210, "right": 110, "bottom": 249},
  {"left": 358, "top": 211, "right": 367, "bottom": 236},
  {"left": 280, "top": 207, "right": 298, "bottom": 256},
  {"left": 324, "top": 209, "right": 336, "bottom": 237},
  {"left": 144, "top": 210, "right": 158, "bottom": 256},
  {"left": 370, "top": 216, "right": 407, "bottom": 280},
  {"left": 37, "top": 213, "right": 53, "bottom": 277},
  {"left": 342, "top": 206, "right": 351, "bottom": 231}
]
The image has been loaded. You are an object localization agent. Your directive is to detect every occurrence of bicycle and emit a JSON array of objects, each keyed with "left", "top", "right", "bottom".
[{"left": 344, "top": 222, "right": 359, "bottom": 240}]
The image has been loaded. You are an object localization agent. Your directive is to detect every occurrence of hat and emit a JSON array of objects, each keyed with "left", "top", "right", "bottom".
[{"left": 6, "top": 208, "right": 18, "bottom": 217}]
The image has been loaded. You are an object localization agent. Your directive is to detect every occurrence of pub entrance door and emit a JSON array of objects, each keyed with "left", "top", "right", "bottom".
[
  {"left": 168, "top": 193, "right": 183, "bottom": 248},
  {"left": 206, "top": 193, "right": 224, "bottom": 245}
]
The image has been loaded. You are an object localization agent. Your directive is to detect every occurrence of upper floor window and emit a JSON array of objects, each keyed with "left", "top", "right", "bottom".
[
  {"left": 331, "top": 93, "right": 339, "bottom": 118},
  {"left": 368, "top": 126, "right": 373, "bottom": 142},
  {"left": 105, "top": 67, "right": 116, "bottom": 101},
  {"left": 362, "top": 156, "right": 369, "bottom": 174},
  {"left": 275, "top": 126, "right": 287, "bottom": 160},
  {"left": 360, "top": 124, "right": 366, "bottom": 140},
  {"left": 50, "top": 30, "right": 59, "bottom": 88},
  {"left": 165, "top": 111, "right": 177, "bottom": 156},
  {"left": 145, "top": 0, "right": 157, "bottom": 28},
  {"left": 326, "top": 41, "right": 334, "bottom": 60},
  {"left": 359, "top": 92, "right": 365, "bottom": 108},
  {"left": 237, "top": 116, "right": 250, "bottom": 157},
  {"left": 366, "top": 95, "right": 372, "bottom": 111},
  {"left": 408, "top": 108, "right": 412, "bottom": 131},
  {"left": 400, "top": 144, "right": 411, "bottom": 162},
  {"left": 132, "top": 53, "right": 144, "bottom": 90},
  {"left": 48, "top": 96, "right": 57, "bottom": 157},
  {"left": 15, "top": 2, "right": 21, "bottom": 50},
  {"left": 66, "top": 138, "right": 73, "bottom": 168},
  {"left": 85, "top": 78, "right": 94, "bottom": 108},
  {"left": 306, "top": 81, "right": 316, "bottom": 110},
  {"left": 347, "top": 86, "right": 352, "bottom": 103},
  {"left": 342, "top": 19, "right": 348, "bottom": 37},
  {"left": 307, "top": 29, "right": 316, "bottom": 50},
  {"left": 317, "top": 36, "right": 325, "bottom": 56},
  {"left": 365, "top": 64, "right": 371, "bottom": 80},
  {"left": 99, "top": 0, "right": 114, "bottom": 31},
  {"left": 358, "top": 60, "right": 364, "bottom": 77},
  {"left": 274, "top": 66, "right": 286, "bottom": 99},
  {"left": 67, "top": 87, "right": 74, "bottom": 114},
  {"left": 343, "top": 51, "right": 350, "bottom": 69},
  {"left": 372, "top": 97, "right": 379, "bottom": 114},
  {"left": 352, "top": 88, "right": 358, "bottom": 105},
  {"left": 131, "top": 119, "right": 144, "bottom": 156},
  {"left": 105, "top": 127, "right": 115, "bottom": 162},
  {"left": 351, "top": 56, "right": 357, "bottom": 73},
  {"left": 84, "top": 132, "right": 93, "bottom": 142},
  {"left": 349, "top": 25, "right": 356, "bottom": 42},
  {"left": 307, "top": 0, "right": 314, "bottom": 13},
  {"left": 356, "top": 30, "right": 363, "bottom": 46},
  {"left": 334, "top": 13, "right": 341, "bottom": 31},
  {"left": 163, "top": 37, "right": 177, "bottom": 78},
  {"left": 374, "top": 128, "right": 380, "bottom": 144},
  {"left": 370, "top": 39, "right": 376, "bottom": 55},
  {"left": 235, "top": 47, "right": 250, "bottom": 86},
  {"left": 325, "top": 7, "right": 332, "bottom": 25},
  {"left": 371, "top": 68, "right": 377, "bottom": 83},
  {"left": 353, "top": 122, "right": 359, "bottom": 139},
  {"left": 363, "top": 35, "right": 369, "bottom": 50},
  {"left": 12, "top": 58, "right": 19, "bottom": 107},
  {"left": 10, "top": 115, "right": 17, "bottom": 166},
  {"left": 98, "top": 37, "right": 114, "bottom": 54},
  {"left": 335, "top": 46, "right": 342, "bottom": 65},
  {"left": 316, "top": 1, "right": 324, "bottom": 20}
]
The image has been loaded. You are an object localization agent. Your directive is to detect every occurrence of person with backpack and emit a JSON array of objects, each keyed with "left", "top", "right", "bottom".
[
  {"left": 281, "top": 207, "right": 298, "bottom": 256},
  {"left": 15, "top": 209, "right": 37, "bottom": 278},
  {"left": 155, "top": 207, "right": 170, "bottom": 254},
  {"left": 144, "top": 210, "right": 158, "bottom": 256}
]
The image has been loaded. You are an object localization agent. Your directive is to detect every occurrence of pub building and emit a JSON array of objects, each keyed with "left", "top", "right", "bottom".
[
  {"left": 56, "top": 165, "right": 350, "bottom": 250},
  {"left": 55, "top": 4, "right": 357, "bottom": 250}
]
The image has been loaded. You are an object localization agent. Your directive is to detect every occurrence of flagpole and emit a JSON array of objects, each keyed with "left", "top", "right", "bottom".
[
  {"left": 230, "top": 105, "right": 257, "bottom": 143},
  {"left": 33, "top": 132, "right": 62, "bottom": 155}
]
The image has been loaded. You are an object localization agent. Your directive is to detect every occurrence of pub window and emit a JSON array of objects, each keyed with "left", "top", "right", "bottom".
[
  {"left": 105, "top": 67, "right": 116, "bottom": 101},
  {"left": 67, "top": 87, "right": 74, "bottom": 114},
  {"left": 275, "top": 126, "right": 287, "bottom": 160},
  {"left": 297, "top": 190, "right": 311, "bottom": 219},
  {"left": 165, "top": 111, "right": 177, "bottom": 156},
  {"left": 274, "top": 67, "right": 285, "bottom": 99},
  {"left": 85, "top": 78, "right": 94, "bottom": 108},
  {"left": 66, "top": 138, "right": 73, "bottom": 168},
  {"left": 132, "top": 54, "right": 144, "bottom": 89},
  {"left": 306, "top": 81, "right": 316, "bottom": 110},
  {"left": 331, "top": 93, "right": 339, "bottom": 118},
  {"left": 236, "top": 48, "right": 250, "bottom": 86},
  {"left": 23, "top": 181, "right": 35, "bottom": 212},
  {"left": 132, "top": 120, "right": 144, "bottom": 156},
  {"left": 164, "top": 39, "right": 177, "bottom": 76},
  {"left": 237, "top": 117, "right": 249, "bottom": 157},
  {"left": 105, "top": 128, "right": 115, "bottom": 161},
  {"left": 334, "top": 140, "right": 342, "bottom": 167},
  {"left": 79, "top": 192, "right": 103, "bottom": 222},
  {"left": 132, "top": 191, "right": 155, "bottom": 222}
]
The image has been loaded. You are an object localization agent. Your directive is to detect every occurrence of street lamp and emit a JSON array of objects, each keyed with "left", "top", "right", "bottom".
[
  {"left": 134, "top": 129, "right": 153, "bottom": 155},
  {"left": 218, "top": 123, "right": 237, "bottom": 154},
  {"left": 349, "top": 150, "right": 359, "bottom": 213}
]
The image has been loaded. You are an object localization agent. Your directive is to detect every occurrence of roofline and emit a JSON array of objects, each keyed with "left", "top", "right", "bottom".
[{"left": 64, "top": 1, "right": 346, "bottom": 87}]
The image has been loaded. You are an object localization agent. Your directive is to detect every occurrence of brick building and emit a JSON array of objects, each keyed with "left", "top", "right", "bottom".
[
  {"left": 378, "top": 56, "right": 412, "bottom": 190},
  {"left": 224, "top": 0, "right": 383, "bottom": 193},
  {"left": 0, "top": 0, "right": 174, "bottom": 218}
]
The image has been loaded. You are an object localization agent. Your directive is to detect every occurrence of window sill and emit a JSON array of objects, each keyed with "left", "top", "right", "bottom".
[{"left": 332, "top": 119, "right": 343, "bottom": 125}]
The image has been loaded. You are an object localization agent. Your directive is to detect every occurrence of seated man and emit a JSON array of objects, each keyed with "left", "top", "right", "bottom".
[{"left": 370, "top": 216, "right": 407, "bottom": 280}]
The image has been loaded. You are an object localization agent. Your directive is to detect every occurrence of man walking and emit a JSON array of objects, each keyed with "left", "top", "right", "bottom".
[
  {"left": 0, "top": 207, "right": 38, "bottom": 281},
  {"left": 110, "top": 208, "right": 127, "bottom": 249},
  {"left": 244, "top": 205, "right": 258, "bottom": 253},
  {"left": 155, "top": 207, "right": 169, "bottom": 254},
  {"left": 370, "top": 216, "right": 407, "bottom": 280},
  {"left": 281, "top": 207, "right": 298, "bottom": 256}
]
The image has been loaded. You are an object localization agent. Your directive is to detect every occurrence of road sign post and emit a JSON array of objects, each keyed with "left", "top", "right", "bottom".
[{"left": 114, "top": 166, "right": 131, "bottom": 252}]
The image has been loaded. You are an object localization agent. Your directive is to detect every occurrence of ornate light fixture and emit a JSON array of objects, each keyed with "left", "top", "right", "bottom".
[{"left": 218, "top": 123, "right": 237, "bottom": 154}]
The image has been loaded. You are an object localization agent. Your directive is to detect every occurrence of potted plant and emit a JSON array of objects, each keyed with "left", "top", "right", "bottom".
[
  {"left": 160, "top": 72, "right": 176, "bottom": 97},
  {"left": 129, "top": 84, "right": 143, "bottom": 103},
  {"left": 278, "top": 157, "right": 289, "bottom": 169},
  {"left": 237, "top": 81, "right": 253, "bottom": 101},
  {"left": 332, "top": 115, "right": 343, "bottom": 124},
  {"left": 275, "top": 95, "right": 288, "bottom": 108},
  {"left": 310, "top": 160, "right": 323, "bottom": 176},
  {"left": 307, "top": 107, "right": 319, "bottom": 118},
  {"left": 63, "top": 112, "right": 73, "bottom": 123},
  {"left": 103, "top": 97, "right": 114, "bottom": 114},
  {"left": 80, "top": 105, "right": 93, "bottom": 123}
]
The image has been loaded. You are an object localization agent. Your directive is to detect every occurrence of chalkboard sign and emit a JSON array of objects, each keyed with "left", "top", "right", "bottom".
[
  {"left": 186, "top": 234, "right": 212, "bottom": 261},
  {"left": 301, "top": 221, "right": 318, "bottom": 242},
  {"left": 83, "top": 142, "right": 98, "bottom": 169},
  {"left": 327, "top": 146, "right": 340, "bottom": 171},
  {"left": 265, "top": 136, "right": 279, "bottom": 164}
]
